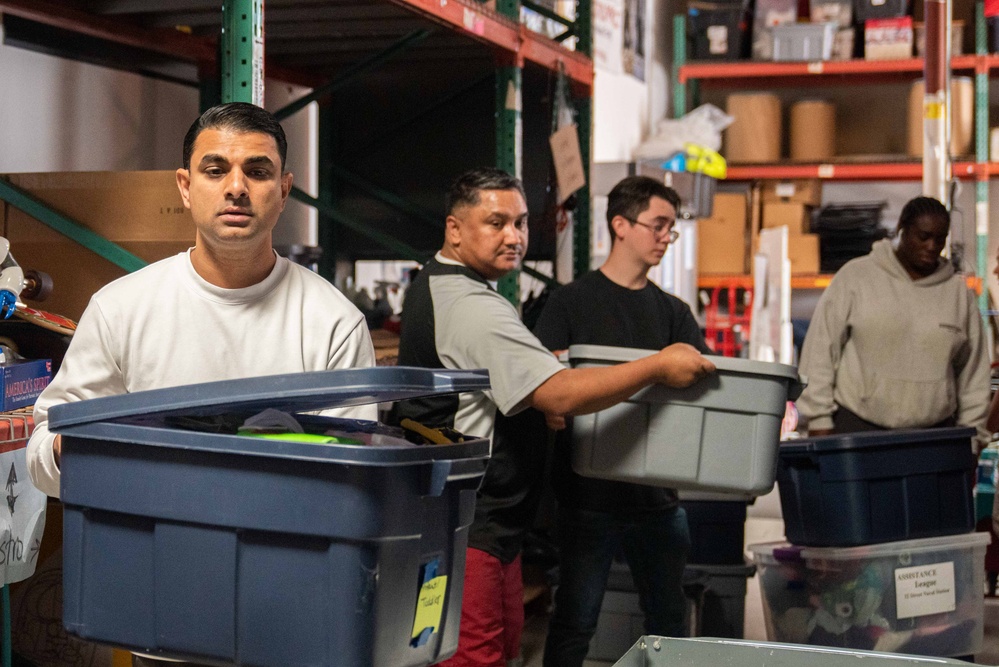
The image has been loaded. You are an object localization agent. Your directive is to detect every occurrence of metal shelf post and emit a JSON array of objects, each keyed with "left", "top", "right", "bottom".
[
  {"left": 974, "top": 2, "right": 991, "bottom": 322},
  {"left": 496, "top": 0, "right": 523, "bottom": 305},
  {"left": 221, "top": 0, "right": 263, "bottom": 105}
]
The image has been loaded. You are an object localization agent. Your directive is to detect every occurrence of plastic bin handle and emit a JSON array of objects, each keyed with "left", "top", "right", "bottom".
[{"left": 426, "top": 458, "right": 485, "bottom": 497}]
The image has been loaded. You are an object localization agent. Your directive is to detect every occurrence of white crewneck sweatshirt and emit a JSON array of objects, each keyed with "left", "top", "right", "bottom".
[{"left": 28, "top": 250, "right": 376, "bottom": 497}]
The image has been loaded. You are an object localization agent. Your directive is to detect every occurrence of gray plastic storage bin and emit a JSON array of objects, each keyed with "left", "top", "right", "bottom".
[
  {"left": 568, "top": 345, "right": 803, "bottom": 495},
  {"left": 50, "top": 367, "right": 492, "bottom": 667},
  {"left": 772, "top": 22, "right": 837, "bottom": 60},
  {"left": 612, "top": 636, "right": 978, "bottom": 666},
  {"left": 590, "top": 559, "right": 756, "bottom": 662}
]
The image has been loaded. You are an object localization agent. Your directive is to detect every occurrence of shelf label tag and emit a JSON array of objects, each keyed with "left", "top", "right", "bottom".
[
  {"left": 807, "top": 62, "right": 824, "bottom": 74},
  {"left": 895, "top": 561, "right": 956, "bottom": 619},
  {"left": 817, "top": 164, "right": 835, "bottom": 178}
]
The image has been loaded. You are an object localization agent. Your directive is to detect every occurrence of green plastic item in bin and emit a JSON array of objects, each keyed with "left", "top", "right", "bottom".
[
  {"left": 612, "top": 636, "right": 977, "bottom": 666},
  {"left": 237, "top": 431, "right": 364, "bottom": 445}
]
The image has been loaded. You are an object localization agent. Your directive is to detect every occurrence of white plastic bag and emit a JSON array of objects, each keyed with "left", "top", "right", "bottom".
[{"left": 636, "top": 103, "right": 735, "bottom": 159}]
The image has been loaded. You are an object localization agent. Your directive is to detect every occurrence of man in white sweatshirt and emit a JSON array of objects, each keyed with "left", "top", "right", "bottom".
[
  {"left": 27, "top": 102, "right": 376, "bottom": 501},
  {"left": 797, "top": 196, "right": 989, "bottom": 444}
]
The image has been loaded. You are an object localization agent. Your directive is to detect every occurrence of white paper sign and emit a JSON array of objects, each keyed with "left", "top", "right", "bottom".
[
  {"left": 593, "top": 0, "right": 624, "bottom": 73},
  {"left": 895, "top": 561, "right": 956, "bottom": 619}
]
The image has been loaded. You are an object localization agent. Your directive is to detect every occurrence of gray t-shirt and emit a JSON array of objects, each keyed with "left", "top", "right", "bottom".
[{"left": 392, "top": 254, "right": 564, "bottom": 444}]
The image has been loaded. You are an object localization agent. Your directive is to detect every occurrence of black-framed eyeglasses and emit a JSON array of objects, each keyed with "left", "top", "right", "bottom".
[{"left": 624, "top": 217, "right": 679, "bottom": 243}]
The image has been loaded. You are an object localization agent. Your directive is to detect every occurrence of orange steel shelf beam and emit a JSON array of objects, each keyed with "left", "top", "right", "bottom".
[
  {"left": 724, "top": 161, "right": 995, "bottom": 181},
  {"left": 678, "top": 55, "right": 992, "bottom": 83},
  {"left": 698, "top": 274, "right": 835, "bottom": 289},
  {"left": 390, "top": 0, "right": 594, "bottom": 91},
  {"left": 699, "top": 273, "right": 981, "bottom": 291}
]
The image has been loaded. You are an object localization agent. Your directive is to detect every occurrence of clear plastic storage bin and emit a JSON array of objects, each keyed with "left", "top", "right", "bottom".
[{"left": 748, "top": 532, "right": 990, "bottom": 658}]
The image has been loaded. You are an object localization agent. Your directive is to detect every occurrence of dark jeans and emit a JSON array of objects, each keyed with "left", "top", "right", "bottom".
[
  {"left": 833, "top": 405, "right": 956, "bottom": 434},
  {"left": 542, "top": 505, "right": 690, "bottom": 667}
]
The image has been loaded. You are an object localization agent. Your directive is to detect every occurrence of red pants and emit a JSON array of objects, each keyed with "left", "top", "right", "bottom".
[{"left": 437, "top": 548, "right": 523, "bottom": 667}]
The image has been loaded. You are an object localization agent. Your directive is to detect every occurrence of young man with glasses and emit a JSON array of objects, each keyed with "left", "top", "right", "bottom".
[{"left": 534, "top": 175, "right": 712, "bottom": 667}]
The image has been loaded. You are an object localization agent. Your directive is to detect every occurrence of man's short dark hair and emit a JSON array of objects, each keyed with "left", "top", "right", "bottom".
[
  {"left": 606, "top": 176, "right": 681, "bottom": 243},
  {"left": 182, "top": 102, "right": 288, "bottom": 171},
  {"left": 445, "top": 167, "right": 526, "bottom": 216}
]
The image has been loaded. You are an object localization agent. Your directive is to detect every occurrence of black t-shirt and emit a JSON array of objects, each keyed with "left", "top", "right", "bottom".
[{"left": 533, "top": 270, "right": 712, "bottom": 514}]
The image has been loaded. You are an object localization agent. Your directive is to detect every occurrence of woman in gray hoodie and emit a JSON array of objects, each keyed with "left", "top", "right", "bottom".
[{"left": 797, "top": 196, "right": 990, "bottom": 444}]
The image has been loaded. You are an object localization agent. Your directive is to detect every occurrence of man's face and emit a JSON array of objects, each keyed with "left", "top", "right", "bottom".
[
  {"left": 614, "top": 196, "right": 677, "bottom": 268},
  {"left": 446, "top": 189, "right": 529, "bottom": 281},
  {"left": 176, "top": 128, "right": 293, "bottom": 252}
]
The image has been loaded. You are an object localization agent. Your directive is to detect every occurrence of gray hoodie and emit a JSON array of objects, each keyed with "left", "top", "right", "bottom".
[{"left": 797, "top": 238, "right": 990, "bottom": 442}]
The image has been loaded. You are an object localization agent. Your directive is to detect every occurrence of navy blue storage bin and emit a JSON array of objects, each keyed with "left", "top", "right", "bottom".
[
  {"left": 681, "top": 499, "right": 748, "bottom": 565},
  {"left": 777, "top": 427, "right": 976, "bottom": 547},
  {"left": 50, "top": 367, "right": 491, "bottom": 667}
]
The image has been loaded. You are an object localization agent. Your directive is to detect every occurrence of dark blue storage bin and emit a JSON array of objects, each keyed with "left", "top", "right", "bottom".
[
  {"left": 777, "top": 427, "right": 976, "bottom": 547},
  {"left": 50, "top": 367, "right": 492, "bottom": 667},
  {"left": 681, "top": 499, "right": 748, "bottom": 565}
]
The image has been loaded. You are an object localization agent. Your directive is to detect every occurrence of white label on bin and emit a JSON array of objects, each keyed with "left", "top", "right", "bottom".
[
  {"left": 707, "top": 25, "right": 729, "bottom": 54},
  {"left": 894, "top": 561, "right": 956, "bottom": 619}
]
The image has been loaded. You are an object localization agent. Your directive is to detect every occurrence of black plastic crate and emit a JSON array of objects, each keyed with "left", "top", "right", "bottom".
[
  {"left": 688, "top": 1, "right": 751, "bottom": 60},
  {"left": 777, "top": 427, "right": 976, "bottom": 547},
  {"left": 854, "top": 0, "right": 909, "bottom": 22}
]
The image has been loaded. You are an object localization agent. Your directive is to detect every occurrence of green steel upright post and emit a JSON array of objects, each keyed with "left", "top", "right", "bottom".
[
  {"left": 975, "top": 1, "right": 990, "bottom": 322},
  {"left": 573, "top": 0, "right": 593, "bottom": 279},
  {"left": 673, "top": 14, "right": 686, "bottom": 118},
  {"left": 221, "top": 0, "right": 264, "bottom": 105},
  {"left": 496, "top": 0, "right": 523, "bottom": 305}
]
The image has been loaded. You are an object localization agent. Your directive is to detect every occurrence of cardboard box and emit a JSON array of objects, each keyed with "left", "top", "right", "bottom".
[
  {"left": 1, "top": 359, "right": 51, "bottom": 411},
  {"left": 865, "top": 17, "right": 913, "bottom": 60},
  {"left": 698, "top": 193, "right": 748, "bottom": 274},
  {"left": 2, "top": 171, "right": 195, "bottom": 321},
  {"left": 788, "top": 233, "right": 821, "bottom": 274},
  {"left": 761, "top": 180, "right": 822, "bottom": 206},
  {"left": 762, "top": 202, "right": 812, "bottom": 233},
  {"left": 725, "top": 94, "right": 782, "bottom": 163}
]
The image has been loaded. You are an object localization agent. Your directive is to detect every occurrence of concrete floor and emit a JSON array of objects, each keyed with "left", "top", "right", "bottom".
[{"left": 521, "top": 489, "right": 999, "bottom": 666}]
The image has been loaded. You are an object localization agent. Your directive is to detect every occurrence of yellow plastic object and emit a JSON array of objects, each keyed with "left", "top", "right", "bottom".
[{"left": 684, "top": 143, "right": 727, "bottom": 179}]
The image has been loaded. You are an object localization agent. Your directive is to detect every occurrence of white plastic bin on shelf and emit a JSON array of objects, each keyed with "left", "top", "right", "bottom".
[
  {"left": 568, "top": 345, "right": 803, "bottom": 496},
  {"left": 772, "top": 22, "right": 837, "bottom": 61},
  {"left": 748, "top": 532, "right": 990, "bottom": 658}
]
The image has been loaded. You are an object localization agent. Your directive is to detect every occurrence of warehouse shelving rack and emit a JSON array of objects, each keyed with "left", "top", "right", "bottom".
[
  {"left": 673, "top": 5, "right": 995, "bottom": 313},
  {"left": 0, "top": 0, "right": 596, "bottom": 304}
]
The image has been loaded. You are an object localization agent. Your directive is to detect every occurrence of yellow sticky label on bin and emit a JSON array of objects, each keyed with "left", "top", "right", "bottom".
[
  {"left": 411, "top": 575, "right": 448, "bottom": 640},
  {"left": 924, "top": 101, "right": 944, "bottom": 120}
]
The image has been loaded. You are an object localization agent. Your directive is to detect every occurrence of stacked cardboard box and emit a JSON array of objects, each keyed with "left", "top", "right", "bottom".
[
  {"left": 1, "top": 171, "right": 195, "bottom": 321},
  {"left": 760, "top": 180, "right": 821, "bottom": 274},
  {"left": 697, "top": 192, "right": 749, "bottom": 274}
]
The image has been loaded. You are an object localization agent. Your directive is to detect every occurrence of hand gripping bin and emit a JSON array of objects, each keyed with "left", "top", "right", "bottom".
[
  {"left": 48, "top": 367, "right": 492, "bottom": 667},
  {"left": 610, "top": 636, "right": 978, "bottom": 667},
  {"left": 777, "top": 428, "right": 977, "bottom": 547},
  {"left": 568, "top": 345, "right": 804, "bottom": 495}
]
